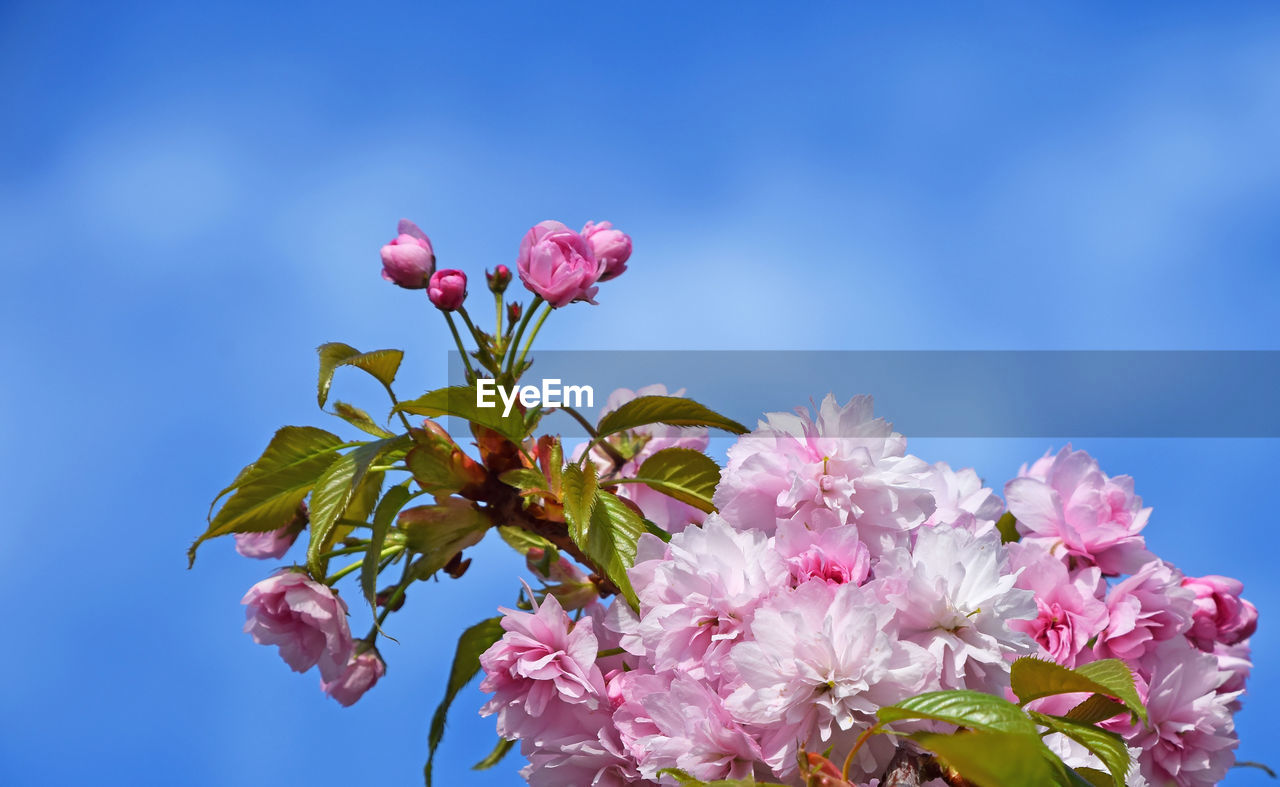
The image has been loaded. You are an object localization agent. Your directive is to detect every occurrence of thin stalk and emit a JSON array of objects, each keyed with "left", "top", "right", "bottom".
[
  {"left": 444, "top": 312, "right": 476, "bottom": 379},
  {"left": 512, "top": 301, "right": 551, "bottom": 373},
  {"left": 325, "top": 545, "right": 400, "bottom": 585},
  {"left": 504, "top": 296, "right": 542, "bottom": 376}
]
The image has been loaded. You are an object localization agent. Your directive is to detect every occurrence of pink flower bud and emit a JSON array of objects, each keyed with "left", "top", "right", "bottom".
[
  {"left": 515, "top": 220, "right": 601, "bottom": 308},
  {"left": 233, "top": 527, "right": 298, "bottom": 559},
  {"left": 581, "top": 221, "right": 631, "bottom": 282},
  {"left": 486, "top": 264, "right": 512, "bottom": 294},
  {"left": 1183, "top": 574, "right": 1258, "bottom": 649},
  {"left": 322, "top": 649, "right": 386, "bottom": 707},
  {"left": 428, "top": 268, "right": 467, "bottom": 311},
  {"left": 506, "top": 301, "right": 521, "bottom": 323},
  {"left": 234, "top": 503, "right": 307, "bottom": 559},
  {"left": 242, "top": 569, "right": 353, "bottom": 682},
  {"left": 380, "top": 219, "right": 436, "bottom": 289}
]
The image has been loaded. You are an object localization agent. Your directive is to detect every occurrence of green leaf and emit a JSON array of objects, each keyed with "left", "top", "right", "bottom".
[
  {"left": 497, "top": 526, "right": 556, "bottom": 556},
  {"left": 1011, "top": 657, "right": 1147, "bottom": 725},
  {"left": 1030, "top": 712, "right": 1130, "bottom": 787},
  {"left": 621, "top": 447, "right": 721, "bottom": 513},
  {"left": 643, "top": 518, "right": 673, "bottom": 542},
  {"left": 575, "top": 490, "right": 645, "bottom": 609},
  {"left": 471, "top": 737, "right": 515, "bottom": 771},
  {"left": 424, "top": 617, "right": 505, "bottom": 786},
  {"left": 399, "top": 499, "right": 491, "bottom": 579},
  {"left": 307, "top": 435, "right": 411, "bottom": 577},
  {"left": 910, "top": 730, "right": 1066, "bottom": 787},
  {"left": 317, "top": 342, "right": 404, "bottom": 408},
  {"left": 995, "top": 510, "right": 1020, "bottom": 543},
  {"left": 396, "top": 385, "right": 528, "bottom": 445},
  {"left": 1072, "top": 767, "right": 1116, "bottom": 787},
  {"left": 877, "top": 690, "right": 1037, "bottom": 735},
  {"left": 331, "top": 400, "right": 395, "bottom": 438},
  {"left": 190, "top": 426, "right": 346, "bottom": 566},
  {"left": 497, "top": 468, "right": 549, "bottom": 492},
  {"left": 596, "top": 395, "right": 748, "bottom": 438},
  {"left": 560, "top": 463, "right": 599, "bottom": 544},
  {"left": 1064, "top": 694, "right": 1128, "bottom": 725},
  {"left": 362, "top": 484, "right": 413, "bottom": 610}
]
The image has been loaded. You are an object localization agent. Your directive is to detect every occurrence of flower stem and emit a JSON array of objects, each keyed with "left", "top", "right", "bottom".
[
  {"left": 444, "top": 312, "right": 475, "bottom": 380},
  {"left": 505, "top": 296, "right": 542, "bottom": 377},
  {"left": 512, "top": 301, "right": 551, "bottom": 373}
]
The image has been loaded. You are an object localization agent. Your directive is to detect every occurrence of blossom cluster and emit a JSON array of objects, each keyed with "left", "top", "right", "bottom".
[{"left": 479, "top": 394, "right": 1256, "bottom": 786}]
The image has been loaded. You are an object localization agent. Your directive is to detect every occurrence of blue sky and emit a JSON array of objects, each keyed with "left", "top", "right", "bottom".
[{"left": 3, "top": 2, "right": 1279, "bottom": 784}]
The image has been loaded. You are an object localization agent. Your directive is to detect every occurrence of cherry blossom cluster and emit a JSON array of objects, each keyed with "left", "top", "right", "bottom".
[{"left": 478, "top": 394, "right": 1256, "bottom": 787}]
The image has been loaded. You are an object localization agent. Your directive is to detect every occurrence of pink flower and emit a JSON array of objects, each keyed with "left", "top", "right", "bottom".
[
  {"left": 241, "top": 569, "right": 354, "bottom": 682},
  {"left": 726, "top": 581, "right": 932, "bottom": 779},
  {"left": 613, "top": 672, "right": 761, "bottom": 782},
  {"left": 1004, "top": 446, "right": 1153, "bottom": 575},
  {"left": 1182, "top": 574, "right": 1258, "bottom": 650},
  {"left": 875, "top": 526, "right": 1035, "bottom": 693},
  {"left": 427, "top": 268, "right": 467, "bottom": 311},
  {"left": 626, "top": 515, "right": 789, "bottom": 681},
  {"left": 774, "top": 512, "right": 871, "bottom": 587},
  {"left": 1114, "top": 639, "right": 1238, "bottom": 787},
  {"left": 516, "top": 220, "right": 601, "bottom": 307},
  {"left": 581, "top": 221, "right": 632, "bottom": 282},
  {"left": 1094, "top": 560, "right": 1195, "bottom": 662},
  {"left": 322, "top": 649, "right": 386, "bottom": 706},
  {"left": 380, "top": 218, "right": 435, "bottom": 288},
  {"left": 479, "top": 591, "right": 608, "bottom": 741},
  {"left": 234, "top": 526, "right": 299, "bottom": 559},
  {"left": 713, "top": 394, "right": 935, "bottom": 553},
  {"left": 1006, "top": 542, "right": 1108, "bottom": 667}
]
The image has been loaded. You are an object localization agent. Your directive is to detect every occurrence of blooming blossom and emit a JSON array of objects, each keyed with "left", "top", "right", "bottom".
[{"left": 241, "top": 569, "right": 353, "bottom": 682}]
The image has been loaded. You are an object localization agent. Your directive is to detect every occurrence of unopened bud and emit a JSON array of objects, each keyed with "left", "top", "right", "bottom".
[
  {"left": 486, "top": 264, "right": 512, "bottom": 295},
  {"left": 506, "top": 301, "right": 522, "bottom": 324}
]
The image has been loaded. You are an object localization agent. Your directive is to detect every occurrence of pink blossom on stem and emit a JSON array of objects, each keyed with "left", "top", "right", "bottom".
[
  {"left": 581, "top": 221, "right": 632, "bottom": 282},
  {"left": 380, "top": 218, "right": 435, "bottom": 289},
  {"left": 241, "top": 569, "right": 354, "bottom": 682},
  {"left": 322, "top": 648, "right": 386, "bottom": 706},
  {"left": 516, "top": 220, "right": 601, "bottom": 307},
  {"left": 427, "top": 268, "right": 467, "bottom": 311},
  {"left": 234, "top": 526, "right": 299, "bottom": 559},
  {"left": 1094, "top": 559, "right": 1195, "bottom": 662},
  {"left": 1182, "top": 574, "right": 1258, "bottom": 650},
  {"left": 479, "top": 591, "right": 608, "bottom": 742},
  {"left": 1006, "top": 541, "right": 1108, "bottom": 667},
  {"left": 1004, "top": 446, "right": 1153, "bottom": 574}
]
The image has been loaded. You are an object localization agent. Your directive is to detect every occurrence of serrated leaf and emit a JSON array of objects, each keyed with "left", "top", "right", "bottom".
[
  {"left": 190, "top": 426, "right": 346, "bottom": 566},
  {"left": 307, "top": 435, "right": 411, "bottom": 577},
  {"left": 317, "top": 342, "right": 404, "bottom": 408},
  {"left": 399, "top": 499, "right": 491, "bottom": 578},
  {"left": 623, "top": 447, "right": 720, "bottom": 513},
  {"left": 910, "top": 730, "right": 1065, "bottom": 787},
  {"left": 362, "top": 484, "right": 413, "bottom": 610},
  {"left": 575, "top": 490, "right": 644, "bottom": 609},
  {"left": 404, "top": 443, "right": 470, "bottom": 495},
  {"left": 497, "top": 526, "right": 556, "bottom": 556},
  {"left": 332, "top": 400, "right": 395, "bottom": 438},
  {"left": 1011, "top": 657, "right": 1146, "bottom": 725},
  {"left": 1030, "top": 712, "right": 1130, "bottom": 787},
  {"left": 1064, "top": 694, "right": 1128, "bottom": 725},
  {"left": 560, "top": 463, "right": 599, "bottom": 544},
  {"left": 878, "top": 690, "right": 1037, "bottom": 735},
  {"left": 995, "top": 510, "right": 1020, "bottom": 543},
  {"left": 396, "top": 385, "right": 528, "bottom": 445},
  {"left": 596, "top": 395, "right": 748, "bottom": 438},
  {"left": 471, "top": 737, "right": 515, "bottom": 771},
  {"left": 424, "top": 617, "right": 505, "bottom": 786}
]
